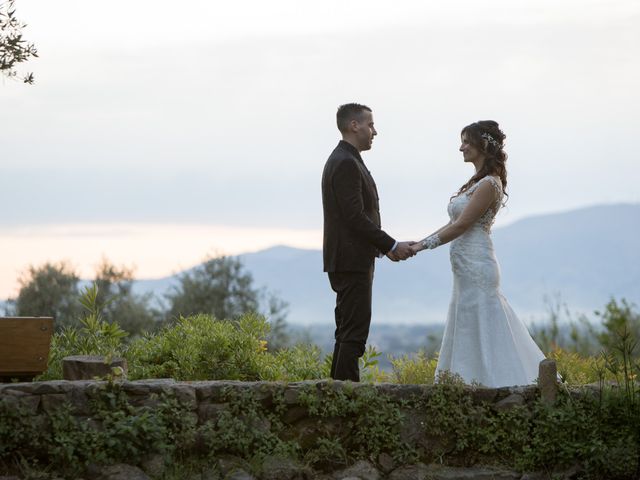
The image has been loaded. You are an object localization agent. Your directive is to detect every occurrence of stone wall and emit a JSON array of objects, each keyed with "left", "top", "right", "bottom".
[{"left": 0, "top": 378, "right": 560, "bottom": 480}]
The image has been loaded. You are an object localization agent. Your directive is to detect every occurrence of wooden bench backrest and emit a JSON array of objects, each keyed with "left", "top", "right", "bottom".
[{"left": 0, "top": 317, "right": 54, "bottom": 377}]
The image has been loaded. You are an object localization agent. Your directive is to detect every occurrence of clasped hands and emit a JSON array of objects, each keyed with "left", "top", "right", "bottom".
[{"left": 386, "top": 241, "right": 420, "bottom": 262}]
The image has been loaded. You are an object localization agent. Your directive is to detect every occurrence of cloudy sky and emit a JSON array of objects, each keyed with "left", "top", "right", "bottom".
[{"left": 1, "top": 0, "right": 638, "bottom": 298}]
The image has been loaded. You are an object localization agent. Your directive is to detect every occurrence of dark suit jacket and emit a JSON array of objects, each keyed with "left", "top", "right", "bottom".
[{"left": 322, "top": 140, "right": 396, "bottom": 272}]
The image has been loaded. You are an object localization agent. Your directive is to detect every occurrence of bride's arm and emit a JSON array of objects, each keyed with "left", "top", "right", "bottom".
[{"left": 413, "top": 181, "right": 498, "bottom": 252}]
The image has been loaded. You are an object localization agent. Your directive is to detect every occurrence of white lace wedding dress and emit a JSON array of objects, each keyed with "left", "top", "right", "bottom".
[{"left": 435, "top": 176, "right": 546, "bottom": 387}]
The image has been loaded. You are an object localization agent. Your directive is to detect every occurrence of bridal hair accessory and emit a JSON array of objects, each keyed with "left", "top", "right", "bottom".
[
  {"left": 481, "top": 133, "right": 501, "bottom": 149},
  {"left": 421, "top": 233, "right": 442, "bottom": 250}
]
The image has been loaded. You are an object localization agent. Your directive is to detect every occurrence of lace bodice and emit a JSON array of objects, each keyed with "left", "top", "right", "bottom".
[{"left": 447, "top": 176, "right": 503, "bottom": 233}]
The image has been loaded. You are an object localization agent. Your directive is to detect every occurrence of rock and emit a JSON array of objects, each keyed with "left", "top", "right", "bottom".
[
  {"left": 494, "top": 393, "right": 525, "bottom": 411},
  {"left": 140, "top": 453, "right": 167, "bottom": 477},
  {"left": 425, "top": 464, "right": 520, "bottom": 479},
  {"left": 520, "top": 473, "right": 549, "bottom": 480},
  {"left": 41, "top": 393, "right": 69, "bottom": 414},
  {"left": 333, "top": 460, "right": 380, "bottom": 480},
  {"left": 62, "top": 355, "right": 128, "bottom": 381},
  {"left": 201, "top": 468, "right": 221, "bottom": 480},
  {"left": 198, "top": 402, "right": 229, "bottom": 423},
  {"left": 283, "top": 405, "right": 308, "bottom": 424},
  {"left": 216, "top": 455, "right": 252, "bottom": 477},
  {"left": 471, "top": 387, "right": 498, "bottom": 404},
  {"left": 538, "top": 359, "right": 558, "bottom": 405},
  {"left": 377, "top": 452, "right": 395, "bottom": 474},
  {"left": 32, "top": 380, "right": 78, "bottom": 395},
  {"left": 388, "top": 463, "right": 430, "bottom": 480},
  {"left": 261, "top": 455, "right": 308, "bottom": 480},
  {"left": 225, "top": 470, "right": 256, "bottom": 480},
  {"left": 98, "top": 463, "right": 150, "bottom": 480},
  {"left": 172, "top": 385, "right": 197, "bottom": 408}
]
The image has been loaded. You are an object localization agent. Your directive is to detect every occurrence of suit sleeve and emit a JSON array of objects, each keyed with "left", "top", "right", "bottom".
[{"left": 332, "top": 158, "right": 396, "bottom": 253}]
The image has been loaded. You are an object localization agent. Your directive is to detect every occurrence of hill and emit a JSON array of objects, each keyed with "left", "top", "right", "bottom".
[{"left": 133, "top": 203, "right": 640, "bottom": 326}]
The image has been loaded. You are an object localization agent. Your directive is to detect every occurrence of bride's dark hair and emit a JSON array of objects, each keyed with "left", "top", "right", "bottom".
[{"left": 456, "top": 120, "right": 508, "bottom": 204}]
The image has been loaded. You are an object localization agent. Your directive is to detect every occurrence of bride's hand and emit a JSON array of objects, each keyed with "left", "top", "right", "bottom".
[{"left": 410, "top": 243, "right": 422, "bottom": 255}]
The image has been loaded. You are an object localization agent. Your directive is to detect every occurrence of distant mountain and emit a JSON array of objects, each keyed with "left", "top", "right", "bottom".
[{"left": 133, "top": 203, "right": 640, "bottom": 326}]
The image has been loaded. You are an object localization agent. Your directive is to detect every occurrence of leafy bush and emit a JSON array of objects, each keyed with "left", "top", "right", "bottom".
[
  {"left": 127, "top": 312, "right": 269, "bottom": 381},
  {"left": 389, "top": 350, "right": 439, "bottom": 384},
  {"left": 259, "top": 343, "right": 328, "bottom": 381},
  {"left": 38, "top": 285, "right": 128, "bottom": 380},
  {"left": 0, "top": 381, "right": 196, "bottom": 477}
]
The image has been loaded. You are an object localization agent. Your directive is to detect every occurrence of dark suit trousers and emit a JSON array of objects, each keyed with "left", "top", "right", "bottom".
[{"left": 328, "top": 267, "right": 374, "bottom": 381}]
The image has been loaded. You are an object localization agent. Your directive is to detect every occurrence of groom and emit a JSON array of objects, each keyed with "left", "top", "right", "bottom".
[{"left": 321, "top": 103, "right": 415, "bottom": 381}]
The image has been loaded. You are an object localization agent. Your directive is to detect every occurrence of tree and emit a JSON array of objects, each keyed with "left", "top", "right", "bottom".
[
  {"left": 166, "top": 255, "right": 290, "bottom": 346},
  {"left": 7, "top": 259, "right": 160, "bottom": 335},
  {"left": 0, "top": 0, "right": 37, "bottom": 83},
  {"left": 7, "top": 262, "right": 81, "bottom": 329},
  {"left": 93, "top": 258, "right": 160, "bottom": 336}
]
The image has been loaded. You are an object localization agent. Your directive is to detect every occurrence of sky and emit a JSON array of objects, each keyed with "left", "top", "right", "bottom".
[{"left": 1, "top": 0, "right": 639, "bottom": 298}]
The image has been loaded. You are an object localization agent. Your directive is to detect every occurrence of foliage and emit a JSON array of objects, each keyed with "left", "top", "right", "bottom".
[
  {"left": 595, "top": 298, "right": 640, "bottom": 355},
  {"left": 6, "top": 258, "right": 161, "bottom": 335},
  {"left": 0, "top": 0, "right": 37, "bottom": 83},
  {"left": 0, "top": 381, "right": 197, "bottom": 477},
  {"left": 547, "top": 347, "right": 605, "bottom": 385},
  {"left": 389, "top": 350, "right": 439, "bottom": 384},
  {"left": 298, "top": 382, "right": 415, "bottom": 465},
  {"left": 168, "top": 255, "right": 256, "bottom": 319},
  {"left": 3, "top": 352, "right": 640, "bottom": 478},
  {"left": 93, "top": 257, "right": 159, "bottom": 336},
  {"left": 358, "top": 344, "right": 388, "bottom": 383},
  {"left": 126, "top": 313, "right": 324, "bottom": 382},
  {"left": 200, "top": 386, "right": 298, "bottom": 462},
  {"left": 127, "top": 312, "right": 269, "bottom": 381},
  {"left": 6, "top": 262, "right": 81, "bottom": 329},
  {"left": 38, "top": 284, "right": 128, "bottom": 380},
  {"left": 531, "top": 297, "right": 640, "bottom": 359},
  {"left": 259, "top": 343, "right": 328, "bottom": 381}
]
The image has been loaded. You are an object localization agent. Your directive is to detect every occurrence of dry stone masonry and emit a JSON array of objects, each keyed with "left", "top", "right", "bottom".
[{"left": 0, "top": 373, "right": 567, "bottom": 480}]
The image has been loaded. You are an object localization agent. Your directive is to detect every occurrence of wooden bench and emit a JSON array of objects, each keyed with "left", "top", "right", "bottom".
[{"left": 0, "top": 317, "right": 54, "bottom": 382}]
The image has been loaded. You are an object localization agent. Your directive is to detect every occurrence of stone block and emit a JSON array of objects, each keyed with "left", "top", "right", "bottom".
[
  {"left": 41, "top": 393, "right": 69, "bottom": 414},
  {"left": 32, "top": 380, "right": 76, "bottom": 395},
  {"left": 63, "top": 355, "right": 128, "bottom": 381},
  {"left": 333, "top": 460, "right": 380, "bottom": 480},
  {"left": 494, "top": 393, "right": 525, "bottom": 411},
  {"left": 140, "top": 453, "right": 167, "bottom": 478},
  {"left": 198, "top": 402, "right": 229, "bottom": 423},
  {"left": 172, "top": 384, "right": 197, "bottom": 407},
  {"left": 424, "top": 465, "right": 520, "bottom": 479},
  {"left": 538, "top": 359, "right": 558, "bottom": 405},
  {"left": 97, "top": 463, "right": 150, "bottom": 480},
  {"left": 261, "top": 455, "right": 309, "bottom": 480},
  {"left": 388, "top": 463, "right": 430, "bottom": 480},
  {"left": 471, "top": 387, "right": 498, "bottom": 404}
]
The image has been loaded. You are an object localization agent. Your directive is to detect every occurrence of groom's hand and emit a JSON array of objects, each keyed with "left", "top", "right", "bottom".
[
  {"left": 386, "top": 250, "right": 400, "bottom": 262},
  {"left": 392, "top": 241, "right": 417, "bottom": 261}
]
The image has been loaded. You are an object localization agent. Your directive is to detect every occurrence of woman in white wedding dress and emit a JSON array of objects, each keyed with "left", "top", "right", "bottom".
[{"left": 410, "top": 120, "right": 546, "bottom": 387}]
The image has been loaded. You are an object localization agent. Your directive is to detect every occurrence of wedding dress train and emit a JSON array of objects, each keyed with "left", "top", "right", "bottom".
[{"left": 435, "top": 176, "right": 546, "bottom": 387}]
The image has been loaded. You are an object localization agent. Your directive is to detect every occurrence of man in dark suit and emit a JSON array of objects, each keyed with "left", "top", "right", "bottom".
[{"left": 322, "top": 103, "right": 415, "bottom": 381}]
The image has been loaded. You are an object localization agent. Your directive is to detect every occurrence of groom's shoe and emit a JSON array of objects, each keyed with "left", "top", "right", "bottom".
[{"left": 332, "top": 342, "right": 362, "bottom": 382}]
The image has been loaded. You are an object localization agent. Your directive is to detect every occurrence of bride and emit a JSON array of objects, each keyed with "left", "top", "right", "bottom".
[{"left": 410, "top": 120, "right": 546, "bottom": 387}]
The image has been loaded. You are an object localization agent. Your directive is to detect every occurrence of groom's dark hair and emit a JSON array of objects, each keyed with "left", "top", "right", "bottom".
[{"left": 336, "top": 103, "right": 372, "bottom": 133}]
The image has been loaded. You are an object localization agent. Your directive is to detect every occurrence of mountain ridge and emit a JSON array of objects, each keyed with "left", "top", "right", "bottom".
[{"left": 133, "top": 203, "right": 640, "bottom": 325}]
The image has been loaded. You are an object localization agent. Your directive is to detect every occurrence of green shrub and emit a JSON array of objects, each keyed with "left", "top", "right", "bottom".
[
  {"left": 38, "top": 284, "right": 128, "bottom": 381},
  {"left": 0, "top": 381, "right": 197, "bottom": 477},
  {"left": 258, "top": 343, "right": 328, "bottom": 381},
  {"left": 127, "top": 312, "right": 269, "bottom": 381},
  {"left": 389, "top": 350, "right": 439, "bottom": 384}
]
